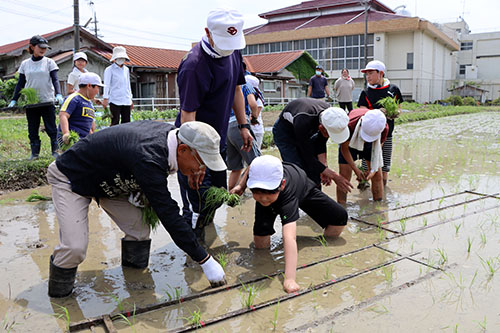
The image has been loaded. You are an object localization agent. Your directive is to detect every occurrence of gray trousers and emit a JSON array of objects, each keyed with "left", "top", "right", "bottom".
[{"left": 47, "top": 162, "right": 150, "bottom": 268}]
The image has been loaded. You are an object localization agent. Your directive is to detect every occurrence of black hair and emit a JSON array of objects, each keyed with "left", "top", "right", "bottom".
[
  {"left": 78, "top": 84, "right": 98, "bottom": 88},
  {"left": 342, "top": 68, "right": 349, "bottom": 74},
  {"left": 249, "top": 186, "right": 281, "bottom": 195}
]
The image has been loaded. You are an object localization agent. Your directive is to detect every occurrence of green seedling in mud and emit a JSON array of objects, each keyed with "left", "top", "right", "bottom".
[
  {"left": 115, "top": 303, "right": 136, "bottom": 333},
  {"left": 181, "top": 307, "right": 204, "bottom": 329},
  {"left": 324, "top": 265, "right": 331, "bottom": 280},
  {"left": 339, "top": 257, "right": 354, "bottom": 268},
  {"left": 399, "top": 218, "right": 407, "bottom": 233},
  {"left": 381, "top": 265, "right": 394, "bottom": 283},
  {"left": 474, "top": 316, "right": 487, "bottom": 331},
  {"left": 444, "top": 272, "right": 466, "bottom": 289},
  {"left": 311, "top": 288, "right": 320, "bottom": 310},
  {"left": 163, "top": 285, "right": 183, "bottom": 302},
  {"left": 367, "top": 304, "right": 389, "bottom": 315},
  {"left": 467, "top": 237, "right": 473, "bottom": 253},
  {"left": 316, "top": 234, "right": 328, "bottom": 248},
  {"left": 215, "top": 251, "right": 229, "bottom": 270},
  {"left": 270, "top": 300, "right": 280, "bottom": 331},
  {"left": 61, "top": 130, "right": 79, "bottom": 151},
  {"left": 422, "top": 217, "right": 428, "bottom": 227},
  {"left": 478, "top": 256, "right": 500, "bottom": 276},
  {"left": 438, "top": 197, "right": 445, "bottom": 208},
  {"left": 26, "top": 190, "right": 51, "bottom": 202},
  {"left": 375, "top": 216, "right": 385, "bottom": 228},
  {"left": 454, "top": 223, "right": 462, "bottom": 235},
  {"left": 240, "top": 281, "right": 260, "bottom": 308},
  {"left": 435, "top": 248, "right": 448, "bottom": 266},
  {"left": 52, "top": 303, "right": 70, "bottom": 332},
  {"left": 356, "top": 164, "right": 369, "bottom": 190},
  {"left": 377, "top": 227, "right": 385, "bottom": 242},
  {"left": 2, "top": 314, "right": 19, "bottom": 332},
  {"left": 107, "top": 293, "right": 130, "bottom": 312},
  {"left": 479, "top": 232, "right": 487, "bottom": 245},
  {"left": 469, "top": 270, "right": 478, "bottom": 288}
]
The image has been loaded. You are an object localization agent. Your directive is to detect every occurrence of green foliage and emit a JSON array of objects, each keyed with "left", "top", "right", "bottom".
[
  {"left": 443, "top": 95, "right": 464, "bottom": 106},
  {"left": 130, "top": 109, "right": 179, "bottom": 121},
  {"left": 463, "top": 96, "right": 477, "bottom": 106},
  {"left": 286, "top": 51, "right": 318, "bottom": 81},
  {"left": 261, "top": 131, "right": 275, "bottom": 150},
  {"left": 263, "top": 104, "right": 285, "bottom": 113},
  {"left": 0, "top": 74, "right": 19, "bottom": 102},
  {"left": 377, "top": 97, "right": 399, "bottom": 118},
  {"left": 60, "top": 130, "right": 79, "bottom": 151}
]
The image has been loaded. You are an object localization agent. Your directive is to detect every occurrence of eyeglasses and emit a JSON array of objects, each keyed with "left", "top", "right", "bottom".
[{"left": 189, "top": 148, "right": 206, "bottom": 172}]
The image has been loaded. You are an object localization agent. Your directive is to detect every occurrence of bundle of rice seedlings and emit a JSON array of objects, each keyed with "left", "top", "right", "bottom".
[
  {"left": 102, "top": 106, "right": 113, "bottom": 120},
  {"left": 357, "top": 164, "right": 369, "bottom": 191},
  {"left": 140, "top": 194, "right": 161, "bottom": 230},
  {"left": 203, "top": 186, "right": 241, "bottom": 222},
  {"left": 19, "top": 88, "right": 39, "bottom": 106},
  {"left": 377, "top": 97, "right": 399, "bottom": 119},
  {"left": 61, "top": 130, "right": 80, "bottom": 151},
  {"left": 26, "top": 191, "right": 51, "bottom": 202}
]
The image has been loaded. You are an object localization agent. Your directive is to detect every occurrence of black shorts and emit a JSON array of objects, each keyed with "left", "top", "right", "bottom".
[
  {"left": 338, "top": 141, "right": 373, "bottom": 164},
  {"left": 253, "top": 188, "right": 348, "bottom": 236}
]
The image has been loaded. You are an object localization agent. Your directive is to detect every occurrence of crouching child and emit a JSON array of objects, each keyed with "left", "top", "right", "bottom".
[{"left": 234, "top": 155, "right": 348, "bottom": 293}]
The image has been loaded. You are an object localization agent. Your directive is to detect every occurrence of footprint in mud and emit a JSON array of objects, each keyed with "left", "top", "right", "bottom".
[{"left": 26, "top": 240, "right": 45, "bottom": 249}]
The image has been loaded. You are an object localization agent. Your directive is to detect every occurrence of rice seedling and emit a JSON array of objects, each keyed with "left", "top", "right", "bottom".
[
  {"left": 163, "top": 285, "right": 183, "bottom": 302},
  {"left": 469, "top": 270, "right": 478, "bottom": 288},
  {"left": 115, "top": 303, "right": 136, "bottom": 333},
  {"left": 480, "top": 232, "right": 487, "bottom": 245},
  {"left": 215, "top": 251, "right": 229, "bottom": 270},
  {"left": 377, "top": 97, "right": 399, "bottom": 118},
  {"left": 142, "top": 204, "right": 160, "bottom": 230},
  {"left": 26, "top": 190, "right": 51, "bottom": 202},
  {"left": 324, "top": 265, "right": 331, "bottom": 280},
  {"left": 52, "top": 303, "right": 71, "bottom": 332},
  {"left": 435, "top": 248, "right": 448, "bottom": 266},
  {"left": 399, "top": 218, "right": 407, "bottom": 233},
  {"left": 240, "top": 281, "right": 260, "bottom": 308},
  {"left": 381, "top": 265, "right": 394, "bottom": 283},
  {"left": 181, "top": 307, "right": 204, "bottom": 329},
  {"left": 19, "top": 87, "right": 39, "bottom": 105},
  {"left": 270, "top": 300, "right": 280, "bottom": 331},
  {"left": 422, "top": 217, "right": 428, "bottom": 227},
  {"left": 444, "top": 272, "right": 466, "bottom": 289},
  {"left": 107, "top": 293, "right": 129, "bottom": 312},
  {"left": 367, "top": 304, "right": 389, "bottom": 315},
  {"left": 467, "top": 237, "right": 473, "bottom": 253},
  {"left": 453, "top": 223, "right": 462, "bottom": 235},
  {"left": 376, "top": 216, "right": 385, "bottom": 228},
  {"left": 1, "top": 314, "right": 18, "bottom": 332},
  {"left": 203, "top": 186, "right": 241, "bottom": 222},
  {"left": 61, "top": 130, "right": 80, "bottom": 151},
  {"left": 339, "top": 257, "right": 354, "bottom": 268},
  {"left": 316, "top": 234, "right": 328, "bottom": 248},
  {"left": 474, "top": 316, "right": 487, "bottom": 331},
  {"left": 378, "top": 227, "right": 385, "bottom": 242},
  {"left": 478, "top": 256, "right": 500, "bottom": 276}
]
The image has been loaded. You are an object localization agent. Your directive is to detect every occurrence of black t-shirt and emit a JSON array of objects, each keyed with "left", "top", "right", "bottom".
[
  {"left": 357, "top": 83, "right": 403, "bottom": 137},
  {"left": 56, "top": 121, "right": 207, "bottom": 262},
  {"left": 255, "top": 163, "right": 317, "bottom": 226},
  {"left": 278, "top": 98, "right": 330, "bottom": 175}
]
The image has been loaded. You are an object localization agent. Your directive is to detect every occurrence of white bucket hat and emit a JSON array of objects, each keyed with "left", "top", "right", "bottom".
[
  {"left": 320, "top": 107, "right": 350, "bottom": 144},
  {"left": 73, "top": 51, "right": 88, "bottom": 62},
  {"left": 247, "top": 155, "right": 283, "bottom": 190},
  {"left": 178, "top": 121, "right": 227, "bottom": 171},
  {"left": 360, "top": 109, "right": 386, "bottom": 142},
  {"left": 207, "top": 8, "right": 246, "bottom": 50},
  {"left": 111, "top": 46, "right": 129, "bottom": 62}
]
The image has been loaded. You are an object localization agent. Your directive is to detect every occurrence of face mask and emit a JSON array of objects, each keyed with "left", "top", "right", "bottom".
[
  {"left": 213, "top": 44, "right": 234, "bottom": 57},
  {"left": 115, "top": 58, "right": 125, "bottom": 65},
  {"left": 315, "top": 71, "right": 322, "bottom": 76}
]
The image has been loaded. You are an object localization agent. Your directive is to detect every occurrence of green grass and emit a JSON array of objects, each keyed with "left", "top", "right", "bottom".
[{"left": 0, "top": 118, "right": 53, "bottom": 161}]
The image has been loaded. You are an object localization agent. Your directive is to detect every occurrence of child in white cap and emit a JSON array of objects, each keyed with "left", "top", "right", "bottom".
[
  {"left": 234, "top": 155, "right": 347, "bottom": 293},
  {"left": 66, "top": 51, "right": 88, "bottom": 94},
  {"left": 337, "top": 108, "right": 388, "bottom": 204}
]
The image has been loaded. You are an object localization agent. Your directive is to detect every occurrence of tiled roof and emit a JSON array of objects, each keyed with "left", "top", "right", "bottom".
[
  {"left": 245, "top": 10, "right": 404, "bottom": 35},
  {"left": 243, "top": 51, "right": 304, "bottom": 73},
  {"left": 93, "top": 44, "right": 188, "bottom": 70},
  {"left": 259, "top": 0, "right": 393, "bottom": 18},
  {"left": 0, "top": 26, "right": 73, "bottom": 54}
]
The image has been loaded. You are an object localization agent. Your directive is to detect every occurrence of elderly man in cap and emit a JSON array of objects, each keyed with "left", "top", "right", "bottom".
[
  {"left": 175, "top": 8, "right": 252, "bottom": 240},
  {"left": 307, "top": 65, "right": 330, "bottom": 100},
  {"left": 102, "top": 46, "right": 133, "bottom": 125},
  {"left": 272, "top": 98, "right": 353, "bottom": 193},
  {"left": 337, "top": 108, "right": 388, "bottom": 204},
  {"left": 46, "top": 121, "right": 227, "bottom": 298}
]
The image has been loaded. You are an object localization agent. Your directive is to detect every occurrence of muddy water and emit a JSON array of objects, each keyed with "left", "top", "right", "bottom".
[{"left": 0, "top": 112, "right": 499, "bottom": 332}]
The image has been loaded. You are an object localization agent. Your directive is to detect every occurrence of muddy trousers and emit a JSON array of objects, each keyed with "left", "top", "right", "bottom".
[{"left": 47, "top": 162, "right": 151, "bottom": 269}]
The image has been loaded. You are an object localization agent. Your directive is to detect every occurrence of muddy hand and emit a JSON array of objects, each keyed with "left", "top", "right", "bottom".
[
  {"left": 283, "top": 279, "right": 300, "bottom": 293},
  {"left": 333, "top": 173, "right": 353, "bottom": 193},
  {"left": 200, "top": 256, "right": 227, "bottom": 288}
]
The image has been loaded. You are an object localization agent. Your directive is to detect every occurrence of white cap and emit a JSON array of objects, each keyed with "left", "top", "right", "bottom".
[
  {"left": 207, "top": 8, "right": 246, "bottom": 50},
  {"left": 361, "top": 60, "right": 386, "bottom": 73},
  {"left": 111, "top": 46, "right": 129, "bottom": 62},
  {"left": 248, "top": 155, "right": 283, "bottom": 190},
  {"left": 245, "top": 75, "right": 260, "bottom": 89},
  {"left": 73, "top": 51, "right": 88, "bottom": 62},
  {"left": 178, "top": 121, "right": 227, "bottom": 171},
  {"left": 360, "top": 109, "right": 386, "bottom": 142},
  {"left": 79, "top": 72, "right": 104, "bottom": 87},
  {"left": 320, "top": 107, "right": 350, "bottom": 144}
]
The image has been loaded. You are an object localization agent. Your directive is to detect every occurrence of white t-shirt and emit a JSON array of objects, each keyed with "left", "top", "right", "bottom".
[
  {"left": 18, "top": 57, "right": 59, "bottom": 103},
  {"left": 67, "top": 67, "right": 87, "bottom": 88},
  {"left": 251, "top": 98, "right": 264, "bottom": 134}
]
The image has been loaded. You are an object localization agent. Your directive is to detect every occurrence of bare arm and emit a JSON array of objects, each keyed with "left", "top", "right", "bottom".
[
  {"left": 229, "top": 167, "right": 249, "bottom": 195},
  {"left": 340, "top": 141, "right": 364, "bottom": 181},
  {"left": 283, "top": 222, "right": 300, "bottom": 293},
  {"left": 59, "top": 112, "right": 70, "bottom": 135},
  {"left": 66, "top": 83, "right": 75, "bottom": 95},
  {"left": 180, "top": 109, "right": 196, "bottom": 124},
  {"left": 307, "top": 85, "right": 312, "bottom": 97},
  {"left": 247, "top": 93, "right": 259, "bottom": 120},
  {"left": 325, "top": 85, "right": 330, "bottom": 97}
]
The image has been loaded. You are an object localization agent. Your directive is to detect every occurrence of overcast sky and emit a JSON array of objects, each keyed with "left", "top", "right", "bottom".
[{"left": 0, "top": 0, "right": 499, "bottom": 50}]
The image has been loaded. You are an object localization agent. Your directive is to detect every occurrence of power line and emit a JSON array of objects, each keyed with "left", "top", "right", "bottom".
[
  {"left": 0, "top": 5, "right": 71, "bottom": 25},
  {"left": 0, "top": 0, "right": 73, "bottom": 19},
  {"left": 100, "top": 22, "right": 197, "bottom": 42},
  {"left": 102, "top": 27, "right": 192, "bottom": 48}
]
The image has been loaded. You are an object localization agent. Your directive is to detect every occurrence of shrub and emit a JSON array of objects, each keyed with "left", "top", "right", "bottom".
[
  {"left": 445, "top": 95, "right": 463, "bottom": 106},
  {"left": 261, "top": 131, "right": 275, "bottom": 149},
  {"left": 463, "top": 96, "right": 476, "bottom": 106}
]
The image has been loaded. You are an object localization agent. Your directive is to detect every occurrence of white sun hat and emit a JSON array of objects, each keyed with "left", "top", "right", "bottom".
[
  {"left": 207, "top": 8, "right": 246, "bottom": 50},
  {"left": 111, "top": 46, "right": 129, "bottom": 62}
]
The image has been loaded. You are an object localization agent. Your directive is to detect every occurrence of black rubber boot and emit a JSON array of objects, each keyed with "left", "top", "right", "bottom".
[
  {"left": 29, "top": 142, "right": 41, "bottom": 160},
  {"left": 51, "top": 140, "right": 59, "bottom": 158},
  {"left": 121, "top": 238, "right": 152, "bottom": 268},
  {"left": 48, "top": 255, "right": 77, "bottom": 298}
]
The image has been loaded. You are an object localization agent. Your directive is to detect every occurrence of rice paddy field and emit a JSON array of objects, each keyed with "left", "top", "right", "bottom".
[{"left": 0, "top": 111, "right": 499, "bottom": 332}]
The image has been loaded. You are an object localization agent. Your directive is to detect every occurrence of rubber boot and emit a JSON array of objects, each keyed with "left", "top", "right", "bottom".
[
  {"left": 48, "top": 255, "right": 77, "bottom": 298},
  {"left": 29, "top": 142, "right": 41, "bottom": 160},
  {"left": 121, "top": 238, "right": 151, "bottom": 268},
  {"left": 51, "top": 140, "right": 59, "bottom": 158}
]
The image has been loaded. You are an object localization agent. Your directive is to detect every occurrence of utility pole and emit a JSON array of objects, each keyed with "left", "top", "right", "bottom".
[
  {"left": 93, "top": 10, "right": 98, "bottom": 38},
  {"left": 74, "top": 0, "right": 80, "bottom": 51}
]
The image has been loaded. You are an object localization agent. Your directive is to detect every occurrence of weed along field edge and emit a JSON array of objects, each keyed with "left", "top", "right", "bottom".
[{"left": 0, "top": 111, "right": 500, "bottom": 331}]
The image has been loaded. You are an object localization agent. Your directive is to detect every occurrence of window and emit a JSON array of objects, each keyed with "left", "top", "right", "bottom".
[
  {"left": 306, "top": 38, "right": 318, "bottom": 49},
  {"left": 140, "top": 82, "right": 156, "bottom": 98},
  {"left": 259, "top": 43, "right": 270, "bottom": 54},
  {"left": 459, "top": 64, "right": 468, "bottom": 75},
  {"left": 319, "top": 37, "right": 331, "bottom": 48},
  {"left": 460, "top": 41, "right": 473, "bottom": 50},
  {"left": 332, "top": 36, "right": 344, "bottom": 47},
  {"left": 263, "top": 81, "right": 276, "bottom": 92},
  {"left": 407, "top": 52, "right": 414, "bottom": 70},
  {"left": 293, "top": 40, "right": 305, "bottom": 50},
  {"left": 281, "top": 41, "right": 292, "bottom": 51},
  {"left": 270, "top": 42, "right": 280, "bottom": 53}
]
